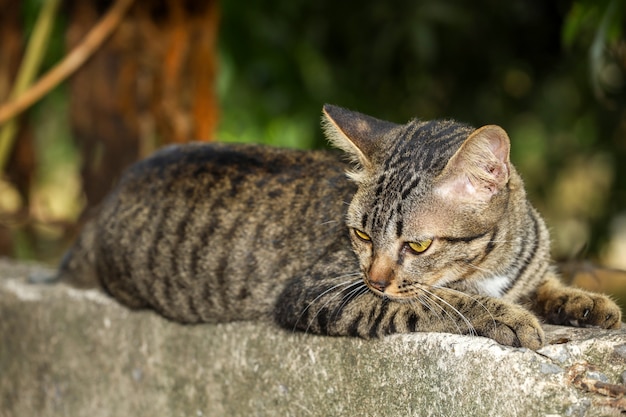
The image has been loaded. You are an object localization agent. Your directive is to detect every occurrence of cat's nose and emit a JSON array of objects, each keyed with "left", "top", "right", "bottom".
[
  {"left": 368, "top": 255, "right": 395, "bottom": 293},
  {"left": 369, "top": 279, "right": 389, "bottom": 292}
]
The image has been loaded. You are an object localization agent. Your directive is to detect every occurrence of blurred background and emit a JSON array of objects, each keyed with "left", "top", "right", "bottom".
[{"left": 0, "top": 0, "right": 625, "bottom": 304}]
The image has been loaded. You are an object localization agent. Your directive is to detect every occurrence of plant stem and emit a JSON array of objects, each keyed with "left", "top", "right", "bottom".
[{"left": 0, "top": 0, "right": 62, "bottom": 175}]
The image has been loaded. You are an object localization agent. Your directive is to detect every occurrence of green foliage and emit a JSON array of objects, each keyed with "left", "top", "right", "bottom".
[
  {"left": 5, "top": 0, "right": 625, "bottom": 263},
  {"left": 563, "top": 0, "right": 624, "bottom": 48},
  {"left": 216, "top": 0, "right": 626, "bottom": 259},
  {"left": 563, "top": 0, "right": 625, "bottom": 102}
]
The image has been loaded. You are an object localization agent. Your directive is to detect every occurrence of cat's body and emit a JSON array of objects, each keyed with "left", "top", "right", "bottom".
[
  {"left": 64, "top": 143, "right": 357, "bottom": 323},
  {"left": 59, "top": 105, "right": 621, "bottom": 349}
]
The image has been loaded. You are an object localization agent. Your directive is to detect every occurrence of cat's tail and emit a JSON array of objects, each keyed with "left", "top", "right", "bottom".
[{"left": 32, "top": 218, "right": 100, "bottom": 288}]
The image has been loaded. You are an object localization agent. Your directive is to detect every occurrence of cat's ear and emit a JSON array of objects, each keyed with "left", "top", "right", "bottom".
[
  {"left": 436, "top": 125, "right": 511, "bottom": 202},
  {"left": 322, "top": 104, "right": 398, "bottom": 167}
]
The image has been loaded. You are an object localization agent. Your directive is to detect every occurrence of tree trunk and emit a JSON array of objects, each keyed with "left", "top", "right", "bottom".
[{"left": 66, "top": 0, "right": 220, "bottom": 217}]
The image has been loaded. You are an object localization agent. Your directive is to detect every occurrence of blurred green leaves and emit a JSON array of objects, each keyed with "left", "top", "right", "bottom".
[
  {"left": 4, "top": 0, "right": 626, "bottom": 264},
  {"left": 216, "top": 0, "right": 625, "bottom": 260},
  {"left": 563, "top": 0, "right": 624, "bottom": 48},
  {"left": 563, "top": 0, "right": 625, "bottom": 101}
]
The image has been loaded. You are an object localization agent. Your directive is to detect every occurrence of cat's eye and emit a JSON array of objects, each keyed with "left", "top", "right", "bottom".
[
  {"left": 407, "top": 239, "right": 433, "bottom": 254},
  {"left": 354, "top": 229, "right": 371, "bottom": 242}
]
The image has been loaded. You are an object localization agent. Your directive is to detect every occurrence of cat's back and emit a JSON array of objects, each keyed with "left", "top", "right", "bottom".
[
  {"left": 123, "top": 142, "right": 343, "bottom": 189},
  {"left": 113, "top": 142, "right": 353, "bottom": 223},
  {"left": 63, "top": 142, "right": 356, "bottom": 322}
]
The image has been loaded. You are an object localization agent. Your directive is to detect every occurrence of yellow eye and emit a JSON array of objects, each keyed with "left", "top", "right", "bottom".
[
  {"left": 408, "top": 239, "right": 433, "bottom": 254},
  {"left": 354, "top": 229, "right": 371, "bottom": 242}
]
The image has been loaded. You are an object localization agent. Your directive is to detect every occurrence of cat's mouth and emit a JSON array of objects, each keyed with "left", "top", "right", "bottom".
[
  {"left": 364, "top": 273, "right": 445, "bottom": 301},
  {"left": 364, "top": 277, "right": 411, "bottom": 300}
]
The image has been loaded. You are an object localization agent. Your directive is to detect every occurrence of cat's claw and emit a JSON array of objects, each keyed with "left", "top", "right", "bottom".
[{"left": 546, "top": 292, "right": 622, "bottom": 330}]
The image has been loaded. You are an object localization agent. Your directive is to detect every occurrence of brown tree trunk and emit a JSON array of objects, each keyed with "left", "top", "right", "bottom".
[
  {"left": 66, "top": 0, "right": 220, "bottom": 217},
  {"left": 0, "top": 0, "right": 36, "bottom": 256}
]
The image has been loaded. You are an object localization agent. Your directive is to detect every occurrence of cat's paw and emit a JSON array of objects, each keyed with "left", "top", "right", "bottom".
[
  {"left": 474, "top": 307, "right": 545, "bottom": 350},
  {"left": 543, "top": 290, "right": 621, "bottom": 329}
]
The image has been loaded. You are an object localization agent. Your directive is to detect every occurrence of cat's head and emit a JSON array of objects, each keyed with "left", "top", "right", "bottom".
[{"left": 322, "top": 104, "right": 522, "bottom": 299}]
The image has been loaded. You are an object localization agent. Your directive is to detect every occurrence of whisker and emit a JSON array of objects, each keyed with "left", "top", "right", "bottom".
[
  {"left": 414, "top": 295, "right": 443, "bottom": 321},
  {"left": 293, "top": 274, "right": 362, "bottom": 333},
  {"left": 303, "top": 280, "right": 364, "bottom": 335},
  {"left": 422, "top": 288, "right": 477, "bottom": 337},
  {"left": 435, "top": 285, "right": 497, "bottom": 331},
  {"left": 467, "top": 262, "right": 496, "bottom": 275},
  {"left": 293, "top": 279, "right": 356, "bottom": 332},
  {"left": 407, "top": 295, "right": 450, "bottom": 334},
  {"left": 332, "top": 283, "right": 369, "bottom": 321},
  {"left": 419, "top": 292, "right": 465, "bottom": 336}
]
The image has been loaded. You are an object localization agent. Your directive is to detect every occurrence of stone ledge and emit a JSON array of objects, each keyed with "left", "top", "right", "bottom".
[{"left": 1, "top": 258, "right": 626, "bottom": 417}]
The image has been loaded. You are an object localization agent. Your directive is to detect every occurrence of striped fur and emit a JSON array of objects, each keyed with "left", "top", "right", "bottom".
[{"left": 58, "top": 105, "right": 621, "bottom": 350}]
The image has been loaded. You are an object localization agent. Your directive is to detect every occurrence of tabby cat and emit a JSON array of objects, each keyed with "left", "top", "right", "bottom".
[{"left": 58, "top": 104, "right": 622, "bottom": 349}]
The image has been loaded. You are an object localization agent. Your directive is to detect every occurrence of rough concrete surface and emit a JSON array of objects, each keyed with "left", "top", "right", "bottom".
[{"left": 1, "top": 258, "right": 626, "bottom": 417}]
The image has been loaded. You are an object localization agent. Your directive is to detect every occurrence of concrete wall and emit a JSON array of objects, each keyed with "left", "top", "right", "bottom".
[{"left": 1, "top": 258, "right": 626, "bottom": 417}]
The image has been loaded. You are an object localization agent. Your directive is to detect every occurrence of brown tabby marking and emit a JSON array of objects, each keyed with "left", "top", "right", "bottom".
[{"left": 58, "top": 104, "right": 621, "bottom": 350}]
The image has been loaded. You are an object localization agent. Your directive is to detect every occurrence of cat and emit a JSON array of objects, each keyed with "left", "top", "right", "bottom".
[{"left": 58, "top": 104, "right": 622, "bottom": 350}]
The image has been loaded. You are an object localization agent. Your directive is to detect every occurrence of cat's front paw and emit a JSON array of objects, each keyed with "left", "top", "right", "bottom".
[
  {"left": 543, "top": 290, "right": 621, "bottom": 329},
  {"left": 474, "top": 307, "right": 545, "bottom": 350}
]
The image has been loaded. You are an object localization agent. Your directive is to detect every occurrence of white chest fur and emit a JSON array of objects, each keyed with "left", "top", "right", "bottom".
[{"left": 474, "top": 275, "right": 512, "bottom": 298}]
